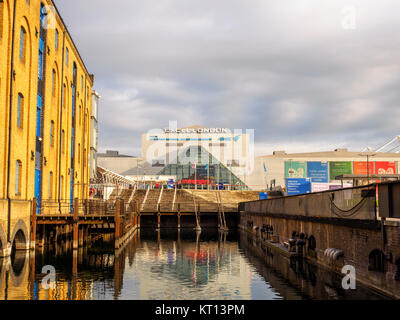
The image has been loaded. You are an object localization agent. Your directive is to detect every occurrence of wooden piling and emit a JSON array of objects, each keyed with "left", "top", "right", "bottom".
[
  {"left": 30, "top": 198, "right": 37, "bottom": 250},
  {"left": 115, "top": 198, "right": 121, "bottom": 249},
  {"left": 73, "top": 198, "right": 79, "bottom": 250}
]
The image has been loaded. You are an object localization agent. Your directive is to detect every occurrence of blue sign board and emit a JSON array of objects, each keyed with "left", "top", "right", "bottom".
[
  {"left": 286, "top": 178, "right": 312, "bottom": 196},
  {"left": 259, "top": 192, "right": 268, "bottom": 200},
  {"left": 307, "top": 161, "right": 329, "bottom": 183},
  {"left": 167, "top": 179, "right": 175, "bottom": 189}
]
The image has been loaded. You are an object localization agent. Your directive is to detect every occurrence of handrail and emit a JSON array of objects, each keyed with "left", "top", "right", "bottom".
[{"left": 141, "top": 186, "right": 151, "bottom": 211}]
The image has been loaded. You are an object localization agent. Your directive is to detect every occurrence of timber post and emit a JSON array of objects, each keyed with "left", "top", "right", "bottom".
[
  {"left": 30, "top": 198, "right": 37, "bottom": 250},
  {"left": 115, "top": 198, "right": 121, "bottom": 249},
  {"left": 73, "top": 198, "right": 79, "bottom": 250}
]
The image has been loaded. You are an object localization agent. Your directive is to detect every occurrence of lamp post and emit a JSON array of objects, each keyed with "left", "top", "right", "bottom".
[{"left": 358, "top": 153, "right": 377, "bottom": 185}]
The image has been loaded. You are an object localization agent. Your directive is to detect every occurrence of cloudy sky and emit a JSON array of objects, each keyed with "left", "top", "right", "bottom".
[{"left": 54, "top": 0, "right": 400, "bottom": 156}]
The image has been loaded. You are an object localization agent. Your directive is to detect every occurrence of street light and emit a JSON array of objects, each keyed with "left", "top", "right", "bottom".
[{"left": 358, "top": 153, "right": 377, "bottom": 185}]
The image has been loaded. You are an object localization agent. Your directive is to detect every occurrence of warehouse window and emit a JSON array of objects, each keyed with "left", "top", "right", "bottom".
[
  {"left": 62, "top": 83, "right": 67, "bottom": 108},
  {"left": 50, "top": 120, "right": 55, "bottom": 147},
  {"left": 17, "top": 93, "right": 23, "bottom": 128},
  {"left": 0, "top": 1, "right": 4, "bottom": 38},
  {"left": 15, "top": 160, "right": 22, "bottom": 195},
  {"left": 19, "top": 27, "right": 26, "bottom": 62},
  {"left": 49, "top": 171, "right": 53, "bottom": 199},
  {"left": 65, "top": 47, "right": 69, "bottom": 65},
  {"left": 61, "top": 129, "right": 65, "bottom": 153},
  {"left": 369, "top": 249, "right": 386, "bottom": 273},
  {"left": 52, "top": 69, "right": 56, "bottom": 96},
  {"left": 60, "top": 175, "right": 64, "bottom": 199},
  {"left": 55, "top": 29, "right": 59, "bottom": 50},
  {"left": 84, "top": 148, "right": 86, "bottom": 167}
]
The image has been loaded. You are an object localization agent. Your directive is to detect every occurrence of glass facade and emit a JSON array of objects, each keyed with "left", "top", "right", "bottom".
[{"left": 157, "top": 146, "right": 247, "bottom": 190}]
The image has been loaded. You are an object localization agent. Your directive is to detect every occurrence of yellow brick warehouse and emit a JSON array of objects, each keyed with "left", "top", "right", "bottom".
[{"left": 0, "top": 0, "right": 94, "bottom": 256}]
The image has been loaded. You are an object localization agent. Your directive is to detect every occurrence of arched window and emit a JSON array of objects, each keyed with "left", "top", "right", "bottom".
[
  {"left": 17, "top": 93, "right": 24, "bottom": 128},
  {"left": 395, "top": 258, "right": 400, "bottom": 281},
  {"left": 308, "top": 236, "right": 316, "bottom": 251},
  {"left": 15, "top": 160, "right": 22, "bottom": 195},
  {"left": 19, "top": 27, "right": 26, "bottom": 62},
  {"left": 369, "top": 249, "right": 386, "bottom": 272}
]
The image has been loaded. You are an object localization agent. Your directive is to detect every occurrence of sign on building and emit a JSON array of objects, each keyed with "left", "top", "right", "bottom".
[
  {"left": 353, "top": 162, "right": 374, "bottom": 175},
  {"left": 285, "top": 161, "right": 307, "bottom": 178},
  {"left": 375, "top": 161, "right": 397, "bottom": 175},
  {"left": 307, "top": 161, "right": 329, "bottom": 183},
  {"left": 286, "top": 178, "right": 312, "bottom": 196},
  {"left": 329, "top": 161, "right": 353, "bottom": 180}
]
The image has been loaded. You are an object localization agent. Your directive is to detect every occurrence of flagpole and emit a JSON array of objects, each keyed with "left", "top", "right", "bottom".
[
  {"left": 195, "top": 161, "right": 197, "bottom": 190},
  {"left": 207, "top": 162, "right": 210, "bottom": 190}
]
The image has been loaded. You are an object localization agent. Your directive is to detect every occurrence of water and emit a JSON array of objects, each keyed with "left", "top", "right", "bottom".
[{"left": 0, "top": 229, "right": 389, "bottom": 300}]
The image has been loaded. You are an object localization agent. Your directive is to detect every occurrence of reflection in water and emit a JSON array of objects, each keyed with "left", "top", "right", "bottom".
[{"left": 0, "top": 229, "right": 390, "bottom": 300}]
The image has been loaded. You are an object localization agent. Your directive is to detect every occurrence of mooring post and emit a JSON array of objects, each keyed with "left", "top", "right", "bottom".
[
  {"left": 137, "top": 201, "right": 141, "bottom": 229},
  {"left": 177, "top": 203, "right": 181, "bottom": 229},
  {"left": 78, "top": 226, "right": 84, "bottom": 247},
  {"left": 157, "top": 204, "right": 161, "bottom": 229},
  {"left": 73, "top": 198, "right": 79, "bottom": 250},
  {"left": 115, "top": 198, "right": 121, "bottom": 249},
  {"left": 30, "top": 198, "right": 37, "bottom": 250}
]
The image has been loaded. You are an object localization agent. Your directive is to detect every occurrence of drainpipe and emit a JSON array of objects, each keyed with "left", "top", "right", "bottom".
[
  {"left": 57, "top": 30, "right": 66, "bottom": 213},
  {"left": 6, "top": 0, "right": 18, "bottom": 243},
  {"left": 81, "top": 75, "right": 87, "bottom": 200}
]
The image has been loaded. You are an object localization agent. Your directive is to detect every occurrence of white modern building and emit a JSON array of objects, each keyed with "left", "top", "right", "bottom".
[
  {"left": 141, "top": 125, "right": 254, "bottom": 183},
  {"left": 247, "top": 149, "right": 400, "bottom": 192},
  {"left": 89, "top": 91, "right": 101, "bottom": 182}
]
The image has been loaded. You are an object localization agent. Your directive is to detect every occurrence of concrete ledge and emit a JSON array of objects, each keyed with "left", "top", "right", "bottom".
[{"left": 242, "top": 211, "right": 381, "bottom": 230}]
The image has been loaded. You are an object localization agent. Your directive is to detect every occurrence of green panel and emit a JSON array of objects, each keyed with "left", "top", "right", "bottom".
[
  {"left": 285, "top": 161, "right": 307, "bottom": 178},
  {"left": 329, "top": 161, "right": 353, "bottom": 180}
]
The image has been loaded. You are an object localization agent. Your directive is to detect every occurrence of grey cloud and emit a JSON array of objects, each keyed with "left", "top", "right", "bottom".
[{"left": 55, "top": 0, "right": 400, "bottom": 155}]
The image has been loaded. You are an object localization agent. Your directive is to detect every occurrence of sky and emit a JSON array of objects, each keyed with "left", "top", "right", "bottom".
[{"left": 54, "top": 0, "right": 400, "bottom": 157}]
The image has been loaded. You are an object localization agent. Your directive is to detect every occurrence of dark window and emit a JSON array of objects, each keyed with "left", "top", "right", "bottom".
[{"left": 369, "top": 249, "right": 385, "bottom": 272}]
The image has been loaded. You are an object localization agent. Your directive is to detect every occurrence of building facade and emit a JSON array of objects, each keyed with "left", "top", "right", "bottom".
[
  {"left": 0, "top": 0, "right": 94, "bottom": 254},
  {"left": 141, "top": 125, "right": 254, "bottom": 188},
  {"left": 247, "top": 149, "right": 400, "bottom": 192},
  {"left": 89, "top": 90, "right": 100, "bottom": 182}
]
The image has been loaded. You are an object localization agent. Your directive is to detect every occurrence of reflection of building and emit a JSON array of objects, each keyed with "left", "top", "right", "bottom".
[
  {"left": 248, "top": 149, "right": 400, "bottom": 192},
  {"left": 135, "top": 240, "right": 252, "bottom": 300}
]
